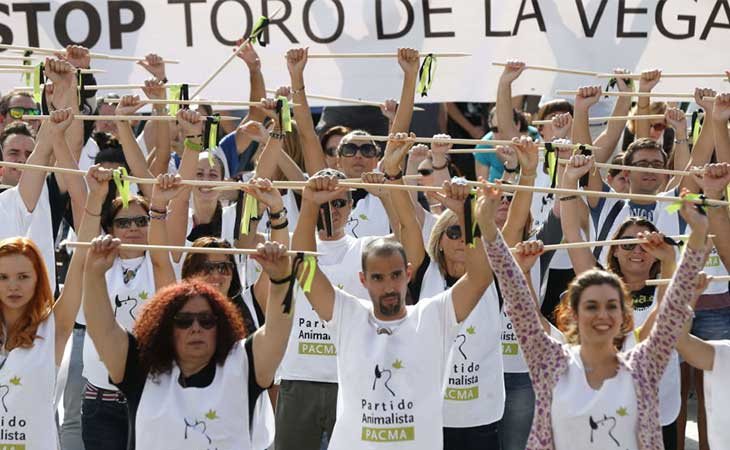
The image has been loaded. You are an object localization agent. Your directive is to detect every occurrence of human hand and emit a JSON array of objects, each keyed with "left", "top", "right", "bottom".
[
  {"left": 250, "top": 241, "right": 291, "bottom": 280},
  {"left": 137, "top": 53, "right": 166, "bottom": 80},
  {"left": 639, "top": 69, "right": 662, "bottom": 92},
  {"left": 115, "top": 95, "right": 144, "bottom": 116},
  {"left": 85, "top": 235, "right": 121, "bottom": 274},
  {"left": 236, "top": 40, "right": 262, "bottom": 72},
  {"left": 574, "top": 85, "right": 602, "bottom": 111},
  {"left": 397, "top": 48, "right": 420, "bottom": 77},
  {"left": 513, "top": 240, "right": 545, "bottom": 273},
  {"left": 500, "top": 60, "right": 526, "bottom": 84},
  {"left": 380, "top": 99, "right": 397, "bottom": 122}
]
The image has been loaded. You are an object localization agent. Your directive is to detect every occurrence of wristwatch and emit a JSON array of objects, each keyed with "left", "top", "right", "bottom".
[{"left": 269, "top": 206, "right": 287, "bottom": 221}]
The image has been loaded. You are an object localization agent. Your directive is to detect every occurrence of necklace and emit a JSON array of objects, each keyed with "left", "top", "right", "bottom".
[{"left": 121, "top": 257, "right": 145, "bottom": 284}]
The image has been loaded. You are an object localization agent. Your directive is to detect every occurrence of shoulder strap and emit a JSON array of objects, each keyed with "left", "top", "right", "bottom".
[{"left": 593, "top": 200, "right": 626, "bottom": 260}]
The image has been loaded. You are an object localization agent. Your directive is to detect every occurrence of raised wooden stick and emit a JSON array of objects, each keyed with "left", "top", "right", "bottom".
[
  {"left": 556, "top": 90, "right": 696, "bottom": 99},
  {"left": 646, "top": 274, "right": 730, "bottom": 287},
  {"left": 0, "top": 64, "right": 102, "bottom": 74},
  {"left": 264, "top": 89, "right": 424, "bottom": 111},
  {"left": 308, "top": 52, "right": 471, "bottom": 58},
  {"left": 595, "top": 72, "right": 728, "bottom": 79},
  {"left": 510, "top": 234, "right": 698, "bottom": 252},
  {"left": 64, "top": 241, "right": 320, "bottom": 256},
  {"left": 0, "top": 43, "right": 180, "bottom": 64},
  {"left": 532, "top": 113, "right": 694, "bottom": 126},
  {"left": 14, "top": 83, "right": 200, "bottom": 92},
  {"left": 102, "top": 98, "right": 299, "bottom": 108},
  {"left": 556, "top": 158, "right": 699, "bottom": 177},
  {"left": 492, "top": 62, "right": 598, "bottom": 77},
  {"left": 23, "top": 114, "right": 241, "bottom": 122},
  {"left": 0, "top": 55, "right": 37, "bottom": 61},
  {"left": 345, "top": 134, "right": 601, "bottom": 151}
]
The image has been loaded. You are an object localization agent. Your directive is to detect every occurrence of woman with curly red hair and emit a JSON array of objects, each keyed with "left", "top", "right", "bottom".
[{"left": 82, "top": 234, "right": 295, "bottom": 450}]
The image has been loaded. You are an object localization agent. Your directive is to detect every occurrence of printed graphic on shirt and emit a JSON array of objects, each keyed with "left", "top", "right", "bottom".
[
  {"left": 183, "top": 410, "right": 219, "bottom": 448},
  {"left": 445, "top": 326, "right": 480, "bottom": 401},
  {"left": 113, "top": 290, "right": 148, "bottom": 321},
  {"left": 0, "top": 376, "right": 27, "bottom": 447},
  {"left": 362, "top": 359, "right": 414, "bottom": 442},
  {"left": 501, "top": 311, "right": 520, "bottom": 356},
  {"left": 587, "top": 408, "right": 630, "bottom": 447},
  {"left": 297, "top": 305, "right": 336, "bottom": 356},
  {"left": 632, "top": 293, "right": 654, "bottom": 313},
  {"left": 346, "top": 215, "right": 367, "bottom": 238}
]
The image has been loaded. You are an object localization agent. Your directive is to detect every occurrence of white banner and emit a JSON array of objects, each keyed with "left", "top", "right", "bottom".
[{"left": 1, "top": 0, "right": 729, "bottom": 105}]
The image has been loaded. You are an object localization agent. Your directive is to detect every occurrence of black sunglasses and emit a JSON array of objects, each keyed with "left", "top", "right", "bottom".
[
  {"left": 444, "top": 224, "right": 462, "bottom": 240},
  {"left": 325, "top": 147, "right": 338, "bottom": 157},
  {"left": 200, "top": 261, "right": 235, "bottom": 276},
  {"left": 339, "top": 143, "right": 379, "bottom": 158},
  {"left": 173, "top": 312, "right": 218, "bottom": 330},
  {"left": 113, "top": 216, "right": 150, "bottom": 229},
  {"left": 617, "top": 236, "right": 643, "bottom": 252},
  {"left": 418, "top": 168, "right": 434, "bottom": 176},
  {"left": 329, "top": 198, "right": 349, "bottom": 209}
]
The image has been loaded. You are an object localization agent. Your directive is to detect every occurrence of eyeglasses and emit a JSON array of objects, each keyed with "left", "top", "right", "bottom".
[
  {"left": 617, "top": 236, "right": 644, "bottom": 252},
  {"left": 172, "top": 312, "right": 218, "bottom": 330},
  {"left": 632, "top": 160, "right": 665, "bottom": 169},
  {"left": 200, "top": 261, "right": 235, "bottom": 276},
  {"left": 650, "top": 122, "right": 666, "bottom": 132},
  {"left": 501, "top": 194, "right": 514, "bottom": 203},
  {"left": 338, "top": 143, "right": 379, "bottom": 158},
  {"left": 8, "top": 107, "right": 40, "bottom": 120},
  {"left": 418, "top": 168, "right": 434, "bottom": 176},
  {"left": 444, "top": 224, "right": 462, "bottom": 240},
  {"left": 112, "top": 215, "right": 150, "bottom": 229},
  {"left": 329, "top": 198, "right": 349, "bottom": 209}
]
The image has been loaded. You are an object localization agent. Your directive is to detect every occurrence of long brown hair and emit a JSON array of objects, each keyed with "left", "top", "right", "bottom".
[
  {"left": 0, "top": 238, "right": 53, "bottom": 350},
  {"left": 606, "top": 217, "right": 661, "bottom": 280}
]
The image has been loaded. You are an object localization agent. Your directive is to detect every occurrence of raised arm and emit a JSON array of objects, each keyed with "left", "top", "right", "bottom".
[
  {"left": 571, "top": 85, "right": 607, "bottom": 203},
  {"left": 389, "top": 48, "right": 419, "bottom": 135},
  {"left": 82, "top": 235, "right": 130, "bottom": 384},
  {"left": 17, "top": 111, "right": 54, "bottom": 212},
  {"left": 664, "top": 107, "right": 690, "bottom": 192},
  {"left": 46, "top": 51, "right": 85, "bottom": 159},
  {"left": 559, "top": 154, "right": 598, "bottom": 275},
  {"left": 592, "top": 70, "right": 632, "bottom": 158},
  {"left": 694, "top": 162, "right": 730, "bottom": 269},
  {"left": 236, "top": 41, "right": 266, "bottom": 125},
  {"left": 53, "top": 165, "right": 109, "bottom": 365},
  {"left": 635, "top": 70, "right": 662, "bottom": 139},
  {"left": 291, "top": 175, "right": 348, "bottom": 321},
  {"left": 147, "top": 173, "right": 183, "bottom": 289},
  {"left": 712, "top": 93, "right": 730, "bottom": 163},
  {"left": 496, "top": 61, "right": 525, "bottom": 139},
  {"left": 251, "top": 98, "right": 285, "bottom": 180},
  {"left": 250, "top": 241, "right": 295, "bottom": 388},
  {"left": 114, "top": 95, "right": 155, "bottom": 199},
  {"left": 502, "top": 136, "right": 539, "bottom": 246},
  {"left": 286, "top": 48, "right": 326, "bottom": 174},
  {"left": 143, "top": 78, "right": 173, "bottom": 177},
  {"left": 478, "top": 183, "right": 565, "bottom": 378},
  {"left": 679, "top": 89, "right": 718, "bottom": 193}
]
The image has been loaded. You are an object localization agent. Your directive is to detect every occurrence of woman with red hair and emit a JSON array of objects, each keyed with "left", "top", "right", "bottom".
[{"left": 82, "top": 234, "right": 295, "bottom": 450}]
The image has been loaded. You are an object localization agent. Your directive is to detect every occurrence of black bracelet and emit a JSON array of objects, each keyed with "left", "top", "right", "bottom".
[
  {"left": 269, "top": 273, "right": 293, "bottom": 285},
  {"left": 269, "top": 206, "right": 287, "bottom": 220},
  {"left": 269, "top": 219, "right": 289, "bottom": 230},
  {"left": 432, "top": 159, "right": 449, "bottom": 171},
  {"left": 503, "top": 165, "right": 519, "bottom": 174},
  {"left": 384, "top": 171, "right": 403, "bottom": 181}
]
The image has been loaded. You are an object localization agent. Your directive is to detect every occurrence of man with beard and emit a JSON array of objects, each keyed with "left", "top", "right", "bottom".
[{"left": 288, "top": 172, "right": 493, "bottom": 449}]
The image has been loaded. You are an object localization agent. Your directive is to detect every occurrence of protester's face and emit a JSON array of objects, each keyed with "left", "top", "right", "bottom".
[
  {"left": 438, "top": 220, "right": 466, "bottom": 267},
  {"left": 607, "top": 172, "right": 629, "bottom": 194},
  {"left": 193, "top": 254, "right": 234, "bottom": 297},
  {"left": 360, "top": 252, "right": 411, "bottom": 320},
  {"left": 194, "top": 156, "right": 223, "bottom": 203},
  {"left": 0, "top": 134, "right": 35, "bottom": 186},
  {"left": 110, "top": 203, "right": 149, "bottom": 245},
  {"left": 613, "top": 224, "right": 656, "bottom": 277},
  {"left": 323, "top": 195, "right": 352, "bottom": 233},
  {"left": 173, "top": 295, "right": 217, "bottom": 364},
  {"left": 576, "top": 283, "right": 624, "bottom": 345},
  {"left": 95, "top": 104, "right": 118, "bottom": 135},
  {"left": 416, "top": 159, "right": 434, "bottom": 186},
  {"left": 495, "top": 193, "right": 513, "bottom": 228},
  {"left": 626, "top": 149, "right": 666, "bottom": 195},
  {"left": 6, "top": 96, "right": 40, "bottom": 131},
  {"left": 0, "top": 253, "right": 37, "bottom": 313},
  {"left": 324, "top": 135, "right": 343, "bottom": 169},
  {"left": 337, "top": 143, "right": 379, "bottom": 178},
  {"left": 648, "top": 121, "right": 666, "bottom": 141}
]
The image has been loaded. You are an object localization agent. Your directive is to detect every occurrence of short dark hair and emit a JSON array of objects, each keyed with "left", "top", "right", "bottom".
[
  {"left": 182, "top": 237, "right": 242, "bottom": 300},
  {"left": 0, "top": 91, "right": 35, "bottom": 116},
  {"left": 0, "top": 121, "right": 34, "bottom": 156},
  {"left": 608, "top": 153, "right": 625, "bottom": 178},
  {"left": 361, "top": 238, "right": 408, "bottom": 273},
  {"left": 101, "top": 195, "right": 150, "bottom": 233},
  {"left": 488, "top": 108, "right": 529, "bottom": 133},
  {"left": 535, "top": 99, "right": 574, "bottom": 121},
  {"left": 320, "top": 125, "right": 351, "bottom": 156},
  {"left": 313, "top": 168, "right": 352, "bottom": 201},
  {"left": 624, "top": 138, "right": 667, "bottom": 167}
]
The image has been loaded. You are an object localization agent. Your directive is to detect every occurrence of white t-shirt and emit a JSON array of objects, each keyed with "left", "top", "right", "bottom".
[
  {"left": 326, "top": 289, "right": 459, "bottom": 449},
  {"left": 704, "top": 340, "right": 730, "bottom": 450},
  {"left": 551, "top": 346, "right": 639, "bottom": 450},
  {"left": 135, "top": 340, "right": 253, "bottom": 450},
  {"left": 78, "top": 137, "right": 100, "bottom": 172},
  {"left": 276, "top": 235, "right": 373, "bottom": 383},
  {"left": 347, "top": 194, "right": 391, "bottom": 238},
  {"left": 501, "top": 262, "right": 541, "bottom": 373},
  {"left": 0, "top": 315, "right": 57, "bottom": 449}
]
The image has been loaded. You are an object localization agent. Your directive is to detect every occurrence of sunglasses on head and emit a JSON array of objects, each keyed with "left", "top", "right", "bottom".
[
  {"left": 444, "top": 224, "right": 462, "bottom": 240},
  {"left": 112, "top": 215, "right": 150, "bottom": 229},
  {"left": 338, "top": 143, "right": 379, "bottom": 158},
  {"left": 418, "top": 168, "right": 434, "bottom": 176},
  {"left": 8, "top": 107, "right": 40, "bottom": 120},
  {"left": 200, "top": 261, "right": 235, "bottom": 276},
  {"left": 173, "top": 312, "right": 218, "bottom": 330}
]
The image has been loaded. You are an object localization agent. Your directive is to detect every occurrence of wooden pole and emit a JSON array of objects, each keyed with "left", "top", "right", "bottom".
[
  {"left": 0, "top": 64, "right": 102, "bottom": 74},
  {"left": 308, "top": 52, "right": 471, "bottom": 58},
  {"left": 0, "top": 43, "right": 180, "bottom": 63},
  {"left": 64, "top": 241, "right": 320, "bottom": 256},
  {"left": 492, "top": 62, "right": 598, "bottom": 77},
  {"left": 345, "top": 134, "right": 601, "bottom": 151},
  {"left": 646, "top": 274, "right": 730, "bottom": 287},
  {"left": 532, "top": 113, "right": 694, "bottom": 126},
  {"left": 510, "top": 234, "right": 699, "bottom": 252},
  {"left": 264, "top": 89, "right": 424, "bottom": 111},
  {"left": 556, "top": 90, "right": 696, "bottom": 99},
  {"left": 102, "top": 98, "right": 299, "bottom": 108},
  {"left": 14, "top": 83, "right": 200, "bottom": 92},
  {"left": 556, "top": 158, "right": 699, "bottom": 177},
  {"left": 24, "top": 114, "right": 241, "bottom": 122},
  {"left": 595, "top": 72, "right": 728, "bottom": 79}
]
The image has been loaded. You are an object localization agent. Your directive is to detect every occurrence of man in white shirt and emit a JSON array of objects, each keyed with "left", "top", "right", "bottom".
[{"left": 289, "top": 174, "right": 493, "bottom": 449}]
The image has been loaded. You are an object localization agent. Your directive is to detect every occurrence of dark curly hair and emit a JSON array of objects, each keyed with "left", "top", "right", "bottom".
[{"left": 133, "top": 279, "right": 246, "bottom": 376}]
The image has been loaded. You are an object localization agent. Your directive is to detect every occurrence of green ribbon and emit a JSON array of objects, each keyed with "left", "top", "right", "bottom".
[
  {"left": 691, "top": 112, "right": 702, "bottom": 145},
  {"left": 417, "top": 54, "right": 437, "bottom": 97},
  {"left": 249, "top": 16, "right": 270, "bottom": 47},
  {"left": 168, "top": 84, "right": 182, "bottom": 117},
  {"left": 32, "top": 62, "right": 44, "bottom": 104},
  {"left": 112, "top": 167, "right": 131, "bottom": 209},
  {"left": 545, "top": 143, "right": 558, "bottom": 188},
  {"left": 206, "top": 115, "right": 220, "bottom": 167},
  {"left": 240, "top": 193, "right": 258, "bottom": 236},
  {"left": 22, "top": 50, "right": 32, "bottom": 86},
  {"left": 276, "top": 96, "right": 292, "bottom": 133},
  {"left": 298, "top": 255, "right": 317, "bottom": 294},
  {"left": 665, "top": 192, "right": 703, "bottom": 214}
]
